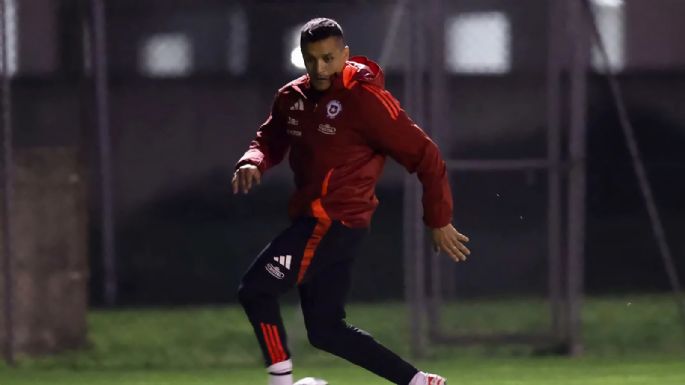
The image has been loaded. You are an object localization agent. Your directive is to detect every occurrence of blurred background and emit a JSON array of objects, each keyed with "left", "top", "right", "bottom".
[{"left": 0, "top": 0, "right": 684, "bottom": 381}]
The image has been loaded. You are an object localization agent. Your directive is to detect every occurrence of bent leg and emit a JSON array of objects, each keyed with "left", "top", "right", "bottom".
[
  {"left": 299, "top": 257, "right": 418, "bottom": 385},
  {"left": 238, "top": 218, "right": 319, "bottom": 366}
]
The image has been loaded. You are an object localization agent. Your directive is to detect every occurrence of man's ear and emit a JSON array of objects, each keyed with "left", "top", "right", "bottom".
[{"left": 343, "top": 45, "right": 350, "bottom": 61}]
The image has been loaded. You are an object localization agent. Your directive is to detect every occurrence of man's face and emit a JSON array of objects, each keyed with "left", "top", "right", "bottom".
[{"left": 301, "top": 36, "right": 349, "bottom": 91}]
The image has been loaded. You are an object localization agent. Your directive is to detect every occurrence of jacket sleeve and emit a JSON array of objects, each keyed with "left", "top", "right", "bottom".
[
  {"left": 358, "top": 84, "right": 453, "bottom": 228},
  {"left": 235, "top": 93, "right": 290, "bottom": 174}
]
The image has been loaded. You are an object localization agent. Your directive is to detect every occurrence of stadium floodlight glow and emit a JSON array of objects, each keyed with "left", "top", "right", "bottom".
[
  {"left": 591, "top": 0, "right": 625, "bottom": 72},
  {"left": 592, "top": 0, "right": 624, "bottom": 7},
  {"left": 445, "top": 12, "right": 511, "bottom": 74},
  {"left": 286, "top": 24, "right": 306, "bottom": 72},
  {"left": 290, "top": 47, "right": 305, "bottom": 70},
  {"left": 140, "top": 33, "right": 193, "bottom": 77},
  {"left": 1, "top": 0, "right": 18, "bottom": 76}
]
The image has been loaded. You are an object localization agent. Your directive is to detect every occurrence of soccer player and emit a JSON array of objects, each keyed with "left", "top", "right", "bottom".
[{"left": 233, "top": 17, "right": 470, "bottom": 385}]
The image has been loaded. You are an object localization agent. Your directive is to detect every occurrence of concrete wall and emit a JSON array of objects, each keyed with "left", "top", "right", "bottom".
[
  {"left": 627, "top": 0, "right": 685, "bottom": 70},
  {"left": 17, "top": 0, "right": 60, "bottom": 75},
  {"left": 0, "top": 148, "right": 88, "bottom": 355}
]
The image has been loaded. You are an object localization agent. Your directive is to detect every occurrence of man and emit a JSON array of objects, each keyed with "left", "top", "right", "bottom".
[{"left": 233, "top": 17, "right": 470, "bottom": 385}]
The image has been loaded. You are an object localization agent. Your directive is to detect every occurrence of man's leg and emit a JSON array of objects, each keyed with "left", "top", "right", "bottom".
[
  {"left": 298, "top": 227, "right": 419, "bottom": 385},
  {"left": 238, "top": 218, "right": 320, "bottom": 381}
]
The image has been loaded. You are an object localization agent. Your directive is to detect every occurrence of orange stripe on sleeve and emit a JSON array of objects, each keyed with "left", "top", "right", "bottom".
[
  {"left": 374, "top": 92, "right": 399, "bottom": 119},
  {"left": 260, "top": 322, "right": 277, "bottom": 364},
  {"left": 378, "top": 89, "right": 401, "bottom": 111},
  {"left": 362, "top": 84, "right": 399, "bottom": 116},
  {"left": 269, "top": 324, "right": 287, "bottom": 362},
  {"left": 369, "top": 85, "right": 400, "bottom": 111},
  {"left": 365, "top": 86, "right": 399, "bottom": 119}
]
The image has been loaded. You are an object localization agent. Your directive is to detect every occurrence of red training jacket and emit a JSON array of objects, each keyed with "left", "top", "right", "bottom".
[{"left": 236, "top": 56, "right": 453, "bottom": 228}]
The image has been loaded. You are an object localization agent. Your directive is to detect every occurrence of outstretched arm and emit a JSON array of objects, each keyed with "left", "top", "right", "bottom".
[{"left": 358, "top": 84, "right": 470, "bottom": 261}]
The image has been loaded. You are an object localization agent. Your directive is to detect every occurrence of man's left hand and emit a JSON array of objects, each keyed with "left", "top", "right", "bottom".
[{"left": 431, "top": 224, "right": 470, "bottom": 262}]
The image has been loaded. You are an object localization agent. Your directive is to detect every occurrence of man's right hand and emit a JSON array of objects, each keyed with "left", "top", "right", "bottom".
[{"left": 232, "top": 164, "right": 261, "bottom": 194}]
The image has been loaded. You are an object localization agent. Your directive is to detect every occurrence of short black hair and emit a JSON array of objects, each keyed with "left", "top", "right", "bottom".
[{"left": 300, "top": 18, "right": 344, "bottom": 47}]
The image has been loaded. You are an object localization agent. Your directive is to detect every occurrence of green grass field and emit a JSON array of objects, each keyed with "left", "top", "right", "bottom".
[{"left": 1, "top": 294, "right": 684, "bottom": 384}]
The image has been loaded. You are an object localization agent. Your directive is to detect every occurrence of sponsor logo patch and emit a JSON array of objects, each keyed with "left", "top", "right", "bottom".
[
  {"left": 326, "top": 100, "right": 342, "bottom": 119},
  {"left": 317, "top": 123, "right": 336, "bottom": 135},
  {"left": 265, "top": 263, "right": 285, "bottom": 280},
  {"left": 287, "top": 129, "right": 302, "bottom": 137}
]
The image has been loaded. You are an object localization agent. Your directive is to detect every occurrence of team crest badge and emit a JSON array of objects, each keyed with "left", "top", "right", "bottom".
[{"left": 326, "top": 100, "right": 342, "bottom": 119}]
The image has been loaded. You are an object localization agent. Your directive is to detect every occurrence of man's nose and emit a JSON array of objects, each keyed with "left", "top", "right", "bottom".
[{"left": 317, "top": 61, "right": 327, "bottom": 75}]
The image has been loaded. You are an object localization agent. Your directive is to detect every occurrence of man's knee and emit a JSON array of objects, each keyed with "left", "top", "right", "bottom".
[
  {"left": 237, "top": 282, "right": 265, "bottom": 308},
  {"left": 306, "top": 319, "right": 347, "bottom": 351},
  {"left": 306, "top": 324, "right": 335, "bottom": 350}
]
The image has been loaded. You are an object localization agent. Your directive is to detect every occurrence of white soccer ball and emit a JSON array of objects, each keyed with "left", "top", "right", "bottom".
[{"left": 293, "top": 377, "right": 328, "bottom": 385}]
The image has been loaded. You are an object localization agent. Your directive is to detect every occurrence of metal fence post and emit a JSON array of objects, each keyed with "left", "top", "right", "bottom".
[
  {"left": 89, "top": 0, "right": 118, "bottom": 306},
  {"left": 0, "top": 0, "right": 15, "bottom": 366}
]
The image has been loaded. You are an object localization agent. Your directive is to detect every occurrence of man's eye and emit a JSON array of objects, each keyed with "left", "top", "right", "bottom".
[{"left": 324, "top": 57, "right": 333, "bottom": 63}]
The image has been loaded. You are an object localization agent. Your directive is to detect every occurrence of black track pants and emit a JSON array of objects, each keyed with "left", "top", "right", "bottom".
[{"left": 237, "top": 217, "right": 419, "bottom": 384}]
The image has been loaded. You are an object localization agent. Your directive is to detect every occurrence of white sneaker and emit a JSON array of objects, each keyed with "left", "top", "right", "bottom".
[
  {"left": 424, "top": 372, "right": 447, "bottom": 385},
  {"left": 293, "top": 377, "right": 328, "bottom": 385},
  {"left": 409, "top": 371, "right": 448, "bottom": 385}
]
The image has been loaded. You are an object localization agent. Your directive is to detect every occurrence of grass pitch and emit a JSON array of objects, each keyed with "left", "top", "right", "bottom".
[{"left": 1, "top": 294, "right": 684, "bottom": 384}]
